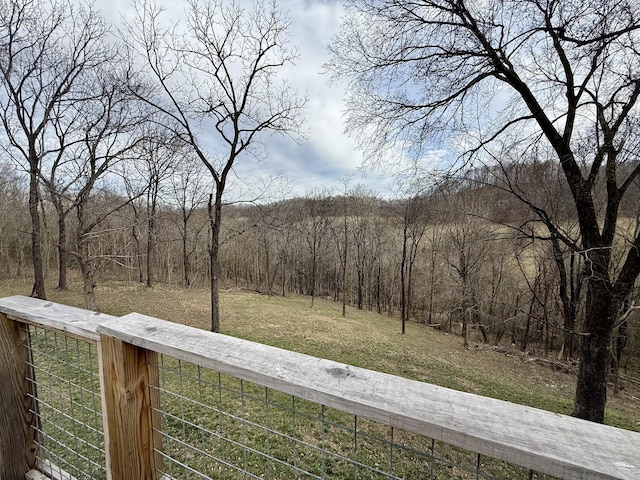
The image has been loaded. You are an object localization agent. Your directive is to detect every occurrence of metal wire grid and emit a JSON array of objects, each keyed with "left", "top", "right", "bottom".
[
  {"left": 17, "top": 323, "right": 563, "bottom": 480},
  {"left": 25, "top": 325, "right": 107, "bottom": 480},
  {"left": 151, "top": 355, "right": 560, "bottom": 480}
]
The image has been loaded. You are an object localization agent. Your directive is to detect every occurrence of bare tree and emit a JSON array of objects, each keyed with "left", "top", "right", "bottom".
[
  {"left": 329, "top": 176, "right": 354, "bottom": 317},
  {"left": 425, "top": 217, "right": 445, "bottom": 327},
  {"left": 295, "top": 192, "right": 332, "bottom": 307},
  {"left": 329, "top": 0, "right": 640, "bottom": 423},
  {"left": 38, "top": 102, "right": 86, "bottom": 291},
  {"left": 350, "top": 190, "right": 378, "bottom": 312},
  {"left": 67, "top": 65, "right": 147, "bottom": 310},
  {"left": 481, "top": 156, "right": 584, "bottom": 359},
  {"left": 128, "top": 0, "right": 305, "bottom": 332},
  {"left": 390, "top": 183, "right": 430, "bottom": 334},
  {"left": 169, "top": 156, "right": 209, "bottom": 287},
  {"left": 0, "top": 0, "right": 110, "bottom": 298},
  {"left": 135, "top": 136, "right": 179, "bottom": 288},
  {"left": 444, "top": 194, "right": 490, "bottom": 348},
  {"left": 0, "top": 162, "right": 28, "bottom": 277}
]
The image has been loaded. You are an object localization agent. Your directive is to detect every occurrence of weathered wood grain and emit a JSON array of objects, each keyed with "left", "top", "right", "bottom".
[
  {"left": 33, "top": 460, "right": 79, "bottom": 480},
  {"left": 0, "top": 295, "right": 116, "bottom": 343},
  {"left": 0, "top": 312, "right": 37, "bottom": 480},
  {"left": 2, "top": 295, "right": 638, "bottom": 480},
  {"left": 99, "top": 335, "right": 161, "bottom": 480},
  {"left": 25, "top": 470, "right": 50, "bottom": 480},
  {"left": 99, "top": 312, "right": 640, "bottom": 480}
]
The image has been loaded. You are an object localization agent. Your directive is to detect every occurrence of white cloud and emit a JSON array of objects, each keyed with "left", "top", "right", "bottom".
[{"left": 96, "top": 0, "right": 394, "bottom": 197}]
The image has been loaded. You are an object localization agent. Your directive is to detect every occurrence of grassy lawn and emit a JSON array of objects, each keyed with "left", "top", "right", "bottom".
[{"left": 1, "top": 274, "right": 638, "bottom": 433}]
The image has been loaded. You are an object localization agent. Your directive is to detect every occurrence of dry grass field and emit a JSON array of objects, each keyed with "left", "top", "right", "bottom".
[{"left": 1, "top": 274, "right": 638, "bottom": 433}]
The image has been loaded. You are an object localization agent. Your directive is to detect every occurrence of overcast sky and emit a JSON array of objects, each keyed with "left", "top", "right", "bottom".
[{"left": 98, "top": 0, "right": 398, "bottom": 199}]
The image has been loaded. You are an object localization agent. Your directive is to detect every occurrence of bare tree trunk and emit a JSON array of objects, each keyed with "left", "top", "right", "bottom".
[
  {"left": 357, "top": 267, "right": 364, "bottom": 310},
  {"left": 131, "top": 205, "right": 144, "bottom": 283},
  {"left": 77, "top": 200, "right": 98, "bottom": 311},
  {"left": 310, "top": 255, "right": 316, "bottom": 308},
  {"left": 571, "top": 266, "right": 617, "bottom": 422},
  {"left": 78, "top": 236, "right": 97, "bottom": 311},
  {"left": 478, "top": 325, "right": 489, "bottom": 344},
  {"left": 57, "top": 214, "right": 67, "bottom": 290},
  {"left": 28, "top": 168, "right": 46, "bottom": 299},
  {"left": 342, "top": 214, "right": 347, "bottom": 317},
  {"left": 551, "top": 235, "right": 580, "bottom": 360},
  {"left": 281, "top": 254, "right": 287, "bottom": 297},
  {"left": 407, "top": 255, "right": 414, "bottom": 324},
  {"left": 209, "top": 194, "right": 222, "bottom": 333},
  {"left": 572, "top": 319, "right": 613, "bottom": 422},
  {"left": 182, "top": 218, "right": 191, "bottom": 287},
  {"left": 146, "top": 209, "right": 156, "bottom": 288},
  {"left": 80, "top": 261, "right": 98, "bottom": 312},
  {"left": 400, "top": 222, "right": 407, "bottom": 334},
  {"left": 376, "top": 261, "right": 381, "bottom": 315},
  {"left": 46, "top": 193, "right": 69, "bottom": 291},
  {"left": 210, "top": 248, "right": 220, "bottom": 332},
  {"left": 461, "top": 284, "right": 470, "bottom": 349},
  {"left": 428, "top": 244, "right": 436, "bottom": 324},
  {"left": 523, "top": 295, "right": 534, "bottom": 352}
]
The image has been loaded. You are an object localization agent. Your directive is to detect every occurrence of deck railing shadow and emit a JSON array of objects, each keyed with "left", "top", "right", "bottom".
[{"left": 0, "top": 295, "right": 638, "bottom": 480}]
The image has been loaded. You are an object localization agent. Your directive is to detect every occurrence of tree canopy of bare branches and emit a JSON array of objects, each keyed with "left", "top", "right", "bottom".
[
  {"left": 127, "top": 0, "right": 306, "bottom": 332},
  {"left": 0, "top": 0, "right": 112, "bottom": 299},
  {"left": 328, "top": 0, "right": 640, "bottom": 422}
]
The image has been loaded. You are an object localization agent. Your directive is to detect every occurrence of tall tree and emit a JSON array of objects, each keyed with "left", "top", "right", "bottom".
[
  {"left": 169, "top": 156, "right": 209, "bottom": 288},
  {"left": 0, "top": 0, "right": 110, "bottom": 299},
  {"left": 136, "top": 136, "right": 179, "bottom": 288},
  {"left": 128, "top": 0, "right": 305, "bottom": 332},
  {"left": 444, "top": 194, "right": 492, "bottom": 347},
  {"left": 68, "top": 64, "right": 147, "bottom": 310},
  {"left": 38, "top": 101, "right": 86, "bottom": 291},
  {"left": 0, "top": 162, "right": 28, "bottom": 277},
  {"left": 329, "top": 177, "right": 354, "bottom": 317},
  {"left": 390, "top": 181, "right": 430, "bottom": 334},
  {"left": 328, "top": 0, "right": 640, "bottom": 422},
  {"left": 296, "top": 192, "right": 332, "bottom": 307},
  {"left": 351, "top": 191, "right": 377, "bottom": 312},
  {"left": 488, "top": 158, "right": 584, "bottom": 359}
]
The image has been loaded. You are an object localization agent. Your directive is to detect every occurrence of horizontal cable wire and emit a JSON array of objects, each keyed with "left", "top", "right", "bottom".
[
  {"left": 25, "top": 325, "right": 107, "bottom": 480},
  {"left": 151, "top": 354, "right": 552, "bottom": 480}
]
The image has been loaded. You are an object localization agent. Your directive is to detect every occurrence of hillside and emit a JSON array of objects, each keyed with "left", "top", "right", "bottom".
[{"left": 0, "top": 275, "right": 638, "bottom": 432}]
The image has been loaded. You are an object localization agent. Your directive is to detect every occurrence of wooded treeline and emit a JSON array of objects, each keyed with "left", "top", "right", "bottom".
[{"left": 1, "top": 159, "right": 638, "bottom": 376}]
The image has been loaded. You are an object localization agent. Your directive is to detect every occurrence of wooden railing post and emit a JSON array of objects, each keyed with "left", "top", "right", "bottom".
[
  {"left": 99, "top": 334, "right": 163, "bottom": 480},
  {"left": 0, "top": 313, "right": 37, "bottom": 480}
]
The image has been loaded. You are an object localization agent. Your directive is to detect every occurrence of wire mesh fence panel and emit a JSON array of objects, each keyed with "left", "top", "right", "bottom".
[
  {"left": 2, "top": 298, "right": 634, "bottom": 480},
  {"left": 25, "top": 325, "right": 107, "bottom": 480},
  {"left": 151, "top": 355, "right": 561, "bottom": 480}
]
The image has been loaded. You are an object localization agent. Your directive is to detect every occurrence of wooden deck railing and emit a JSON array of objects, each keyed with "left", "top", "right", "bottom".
[{"left": 0, "top": 294, "right": 639, "bottom": 480}]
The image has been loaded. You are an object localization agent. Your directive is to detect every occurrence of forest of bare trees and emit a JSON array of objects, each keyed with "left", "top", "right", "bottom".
[
  {"left": 1, "top": 0, "right": 639, "bottom": 424},
  {"left": 0, "top": 158, "right": 638, "bottom": 375}
]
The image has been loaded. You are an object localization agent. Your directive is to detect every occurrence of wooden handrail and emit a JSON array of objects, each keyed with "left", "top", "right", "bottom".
[{"left": 0, "top": 295, "right": 116, "bottom": 343}]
